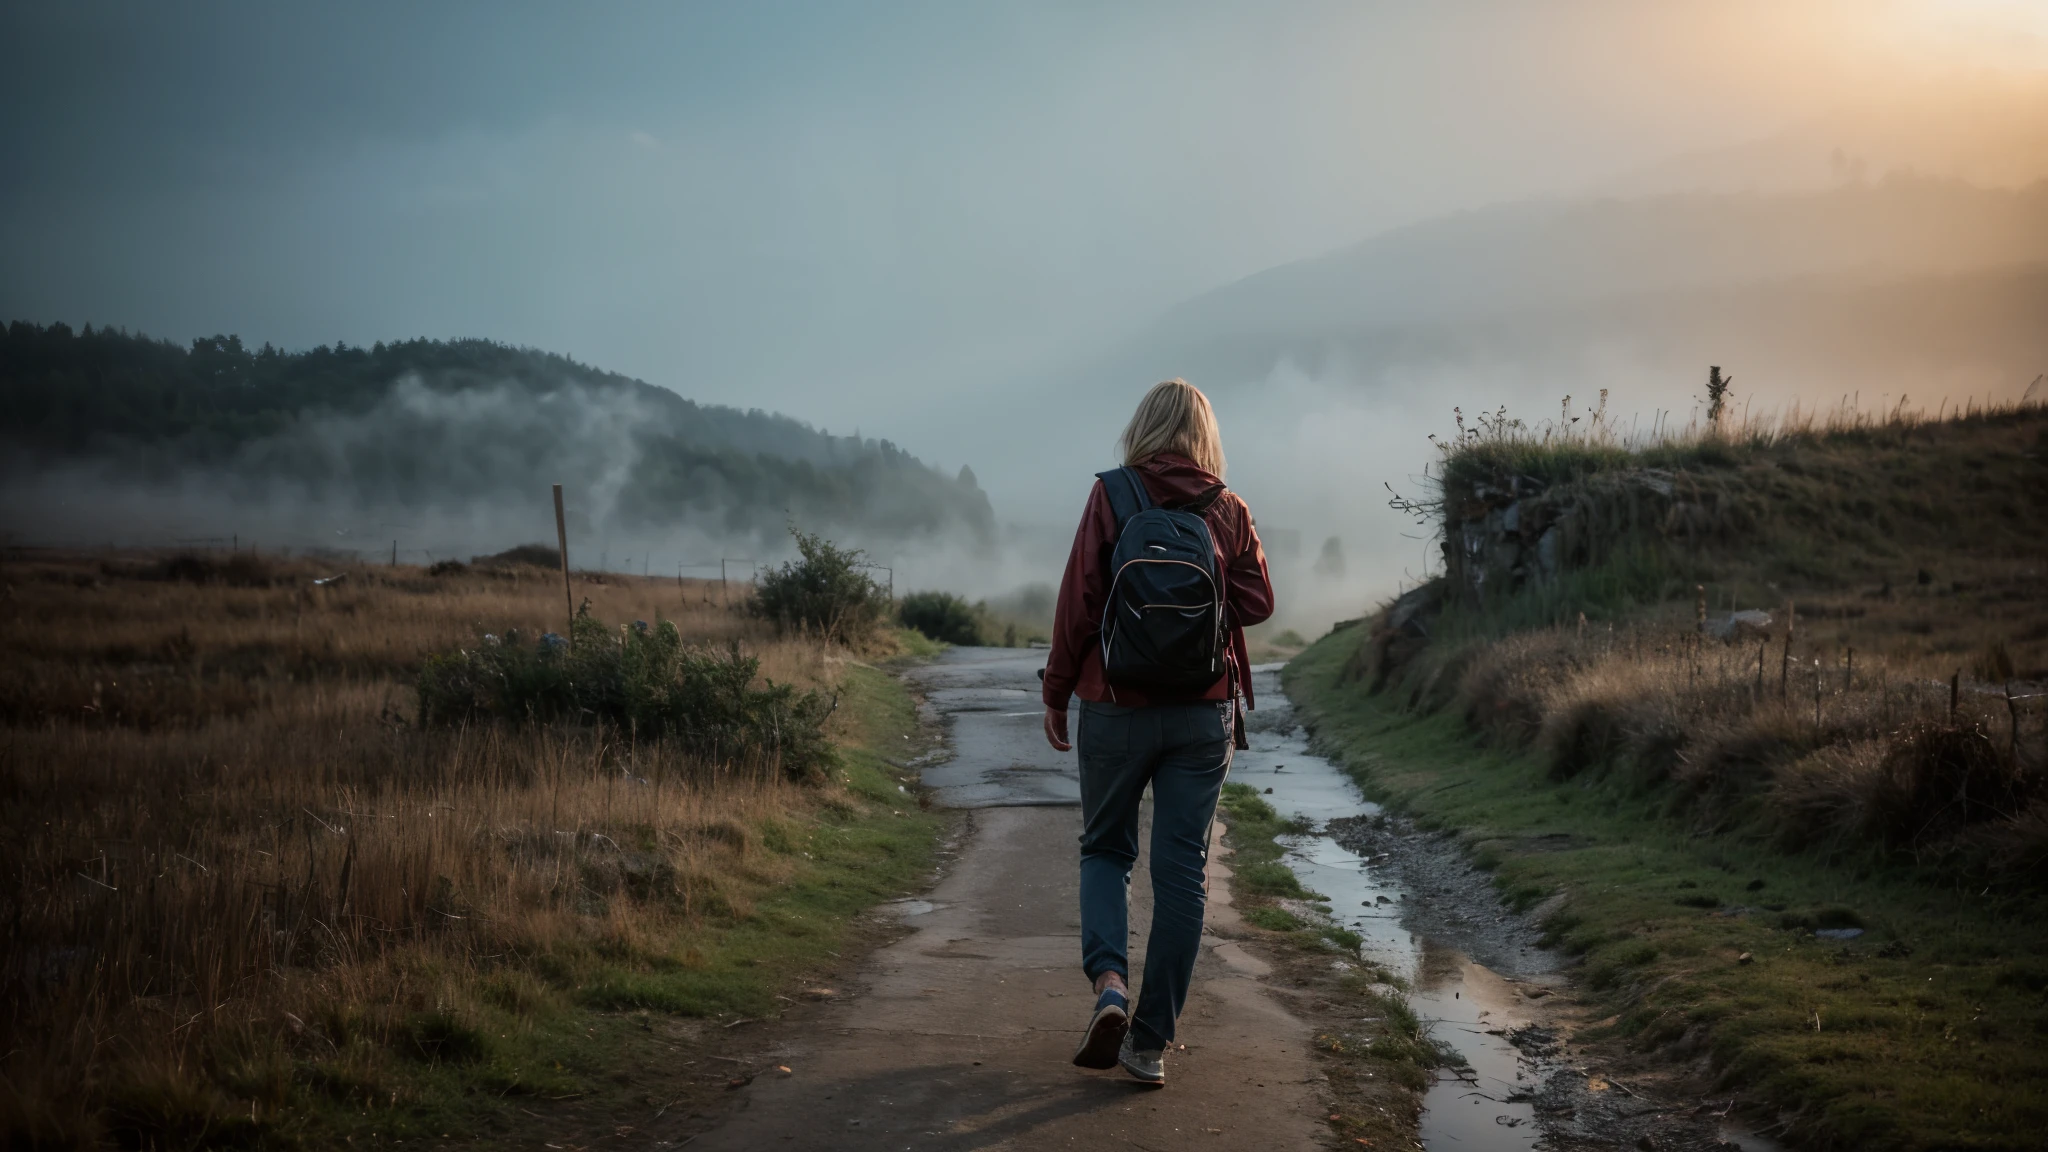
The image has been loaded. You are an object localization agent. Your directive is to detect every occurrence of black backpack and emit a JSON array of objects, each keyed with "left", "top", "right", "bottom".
[{"left": 1096, "top": 466, "right": 1228, "bottom": 692}]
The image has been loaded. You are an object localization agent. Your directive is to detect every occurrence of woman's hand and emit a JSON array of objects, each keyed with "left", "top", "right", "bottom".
[{"left": 1043, "top": 706, "right": 1071, "bottom": 752}]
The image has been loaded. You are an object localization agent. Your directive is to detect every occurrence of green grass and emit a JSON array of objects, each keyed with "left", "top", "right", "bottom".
[
  {"left": 1215, "top": 783, "right": 1362, "bottom": 952},
  {"left": 1217, "top": 784, "right": 1314, "bottom": 900},
  {"left": 883, "top": 624, "right": 947, "bottom": 661},
  {"left": 271, "top": 663, "right": 948, "bottom": 1147},
  {"left": 1285, "top": 631, "right": 2048, "bottom": 1152}
]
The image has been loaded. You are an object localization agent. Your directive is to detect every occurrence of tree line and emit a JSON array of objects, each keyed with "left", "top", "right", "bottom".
[{"left": 0, "top": 320, "right": 995, "bottom": 546}]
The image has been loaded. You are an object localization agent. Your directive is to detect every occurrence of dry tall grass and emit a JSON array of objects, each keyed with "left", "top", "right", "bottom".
[
  {"left": 1387, "top": 585, "right": 2048, "bottom": 881},
  {"left": 0, "top": 550, "right": 862, "bottom": 1146},
  {"left": 1424, "top": 386, "right": 2046, "bottom": 508}
]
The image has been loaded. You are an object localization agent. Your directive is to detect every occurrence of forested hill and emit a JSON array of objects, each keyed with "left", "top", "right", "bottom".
[{"left": 0, "top": 321, "right": 995, "bottom": 553}]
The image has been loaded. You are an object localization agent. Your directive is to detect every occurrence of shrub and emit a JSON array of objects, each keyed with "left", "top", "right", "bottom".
[
  {"left": 751, "top": 530, "right": 891, "bottom": 645},
  {"left": 899, "top": 590, "right": 984, "bottom": 645},
  {"left": 472, "top": 543, "right": 562, "bottom": 569},
  {"left": 402, "top": 1010, "right": 494, "bottom": 1064},
  {"left": 415, "top": 608, "right": 836, "bottom": 781},
  {"left": 144, "top": 552, "right": 283, "bottom": 587},
  {"left": 1864, "top": 721, "right": 2030, "bottom": 848}
]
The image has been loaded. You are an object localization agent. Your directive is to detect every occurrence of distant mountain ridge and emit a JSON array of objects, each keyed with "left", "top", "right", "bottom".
[
  {"left": 1143, "top": 177, "right": 2048, "bottom": 382},
  {"left": 0, "top": 322, "right": 994, "bottom": 553},
  {"left": 1056, "top": 178, "right": 2031, "bottom": 399}
]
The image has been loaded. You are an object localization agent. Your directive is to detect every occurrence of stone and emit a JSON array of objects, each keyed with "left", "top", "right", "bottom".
[{"left": 1707, "top": 609, "right": 1773, "bottom": 642}]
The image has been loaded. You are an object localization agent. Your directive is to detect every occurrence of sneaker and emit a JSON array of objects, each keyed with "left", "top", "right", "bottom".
[
  {"left": 1071, "top": 987, "right": 1130, "bottom": 1069},
  {"left": 1117, "top": 1032, "right": 1166, "bottom": 1085}
]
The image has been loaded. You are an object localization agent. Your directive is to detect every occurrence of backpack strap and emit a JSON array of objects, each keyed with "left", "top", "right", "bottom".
[{"left": 1095, "top": 466, "right": 1154, "bottom": 531}]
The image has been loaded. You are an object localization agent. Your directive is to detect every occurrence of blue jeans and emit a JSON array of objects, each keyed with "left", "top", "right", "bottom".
[{"left": 1076, "top": 698, "right": 1233, "bottom": 1051}]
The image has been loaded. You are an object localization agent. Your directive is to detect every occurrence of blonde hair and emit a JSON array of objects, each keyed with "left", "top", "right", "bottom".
[{"left": 1118, "top": 379, "right": 1225, "bottom": 478}]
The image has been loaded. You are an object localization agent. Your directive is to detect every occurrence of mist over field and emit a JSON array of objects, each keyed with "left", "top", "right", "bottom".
[
  {"left": 0, "top": 329, "right": 1004, "bottom": 593},
  {"left": 3, "top": 1, "right": 2046, "bottom": 627},
  {"left": 1097, "top": 178, "right": 2048, "bottom": 625},
  {"left": 961, "top": 175, "right": 2048, "bottom": 628}
]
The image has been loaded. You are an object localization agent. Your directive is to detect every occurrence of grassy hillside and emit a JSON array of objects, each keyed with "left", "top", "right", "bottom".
[
  {"left": 1290, "top": 399, "right": 2048, "bottom": 1150},
  {"left": 0, "top": 549, "right": 949, "bottom": 1148},
  {"left": 0, "top": 321, "right": 995, "bottom": 550}
]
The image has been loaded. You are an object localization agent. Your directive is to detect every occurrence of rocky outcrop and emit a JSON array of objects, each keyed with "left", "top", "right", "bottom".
[
  {"left": 1353, "top": 580, "right": 1446, "bottom": 691},
  {"left": 1707, "top": 609, "right": 1774, "bottom": 642},
  {"left": 1443, "top": 466, "right": 1751, "bottom": 599}
]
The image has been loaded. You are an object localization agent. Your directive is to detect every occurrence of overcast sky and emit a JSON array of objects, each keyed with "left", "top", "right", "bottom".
[{"left": 3, "top": 1, "right": 2043, "bottom": 465}]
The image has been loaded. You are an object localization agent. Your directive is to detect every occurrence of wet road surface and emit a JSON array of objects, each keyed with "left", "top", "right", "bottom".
[
  {"left": 689, "top": 648, "right": 1777, "bottom": 1151},
  {"left": 908, "top": 647, "right": 1077, "bottom": 808},
  {"left": 687, "top": 647, "right": 1323, "bottom": 1150}
]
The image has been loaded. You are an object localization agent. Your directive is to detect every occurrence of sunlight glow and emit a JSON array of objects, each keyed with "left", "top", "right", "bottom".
[{"left": 1889, "top": 0, "right": 2048, "bottom": 69}]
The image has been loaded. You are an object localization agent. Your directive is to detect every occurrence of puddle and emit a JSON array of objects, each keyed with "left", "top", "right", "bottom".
[
  {"left": 1235, "top": 666, "right": 1543, "bottom": 1150},
  {"left": 1408, "top": 952, "right": 1540, "bottom": 1145},
  {"left": 884, "top": 898, "right": 940, "bottom": 918}
]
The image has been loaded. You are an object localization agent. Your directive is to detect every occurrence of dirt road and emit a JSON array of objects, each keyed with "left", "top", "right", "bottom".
[{"left": 688, "top": 647, "right": 1325, "bottom": 1151}]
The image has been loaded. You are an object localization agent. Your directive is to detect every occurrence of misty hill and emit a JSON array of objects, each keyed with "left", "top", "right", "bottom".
[
  {"left": 0, "top": 322, "right": 994, "bottom": 556},
  {"left": 1129, "top": 177, "right": 2048, "bottom": 392},
  {"left": 962, "top": 177, "right": 2048, "bottom": 558}
]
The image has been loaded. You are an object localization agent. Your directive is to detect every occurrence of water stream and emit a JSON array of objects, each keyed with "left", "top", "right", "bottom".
[
  {"left": 1237, "top": 666, "right": 1547, "bottom": 1149},
  {"left": 1242, "top": 665, "right": 1780, "bottom": 1151}
]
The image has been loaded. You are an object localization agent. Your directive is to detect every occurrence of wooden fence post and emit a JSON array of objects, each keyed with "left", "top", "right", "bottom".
[
  {"left": 554, "top": 484, "right": 573, "bottom": 647},
  {"left": 1779, "top": 599, "right": 1795, "bottom": 701},
  {"left": 2008, "top": 682, "right": 2021, "bottom": 758}
]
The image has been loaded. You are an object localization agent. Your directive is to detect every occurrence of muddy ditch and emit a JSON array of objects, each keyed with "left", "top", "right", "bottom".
[{"left": 1239, "top": 665, "right": 1782, "bottom": 1152}]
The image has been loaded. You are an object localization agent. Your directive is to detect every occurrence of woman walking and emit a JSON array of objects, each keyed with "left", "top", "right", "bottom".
[{"left": 1041, "top": 379, "right": 1274, "bottom": 1085}]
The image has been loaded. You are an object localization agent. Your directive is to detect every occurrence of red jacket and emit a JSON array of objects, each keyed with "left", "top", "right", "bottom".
[{"left": 1042, "top": 453, "right": 1274, "bottom": 710}]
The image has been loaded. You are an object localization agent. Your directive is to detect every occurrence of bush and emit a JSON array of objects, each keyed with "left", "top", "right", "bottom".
[
  {"left": 751, "top": 530, "right": 891, "bottom": 645},
  {"left": 144, "top": 552, "right": 283, "bottom": 587},
  {"left": 899, "top": 590, "right": 984, "bottom": 645},
  {"left": 415, "top": 608, "right": 836, "bottom": 781},
  {"left": 472, "top": 543, "right": 562, "bottom": 569}
]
